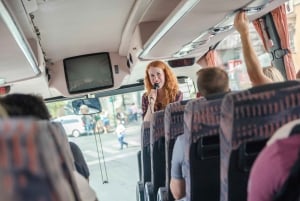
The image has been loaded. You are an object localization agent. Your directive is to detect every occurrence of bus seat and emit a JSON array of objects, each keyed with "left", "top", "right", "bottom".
[
  {"left": 157, "top": 100, "right": 189, "bottom": 201},
  {"left": 48, "top": 121, "right": 81, "bottom": 198},
  {"left": 184, "top": 96, "right": 224, "bottom": 201},
  {"left": 0, "top": 119, "right": 76, "bottom": 201},
  {"left": 137, "top": 121, "right": 151, "bottom": 201},
  {"left": 50, "top": 122, "right": 75, "bottom": 167},
  {"left": 145, "top": 110, "right": 165, "bottom": 201},
  {"left": 220, "top": 81, "right": 300, "bottom": 201}
]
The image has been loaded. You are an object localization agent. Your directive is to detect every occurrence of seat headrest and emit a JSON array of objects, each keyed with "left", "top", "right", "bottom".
[
  {"left": 165, "top": 101, "right": 189, "bottom": 140},
  {"left": 142, "top": 121, "right": 151, "bottom": 147},
  {"left": 151, "top": 110, "right": 165, "bottom": 143},
  {"left": 0, "top": 119, "right": 75, "bottom": 201},
  {"left": 185, "top": 98, "right": 223, "bottom": 143},
  {"left": 221, "top": 83, "right": 300, "bottom": 149}
]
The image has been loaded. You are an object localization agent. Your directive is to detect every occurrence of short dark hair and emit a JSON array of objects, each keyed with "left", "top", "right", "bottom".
[
  {"left": 196, "top": 67, "right": 229, "bottom": 96},
  {"left": 0, "top": 93, "right": 51, "bottom": 120}
]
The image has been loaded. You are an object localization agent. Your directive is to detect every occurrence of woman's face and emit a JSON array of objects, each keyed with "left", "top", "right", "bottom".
[{"left": 148, "top": 66, "right": 165, "bottom": 89}]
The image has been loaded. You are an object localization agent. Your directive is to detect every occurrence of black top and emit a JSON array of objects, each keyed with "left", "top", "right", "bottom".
[{"left": 69, "top": 141, "right": 90, "bottom": 179}]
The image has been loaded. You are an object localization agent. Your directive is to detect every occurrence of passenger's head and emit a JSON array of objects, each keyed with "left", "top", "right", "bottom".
[
  {"left": 0, "top": 93, "right": 51, "bottom": 120},
  {"left": 262, "top": 66, "right": 285, "bottom": 82},
  {"left": 144, "top": 60, "right": 179, "bottom": 104},
  {"left": 196, "top": 67, "right": 230, "bottom": 96}
]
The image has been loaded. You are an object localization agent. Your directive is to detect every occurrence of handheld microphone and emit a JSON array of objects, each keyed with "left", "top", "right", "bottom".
[{"left": 153, "top": 83, "right": 159, "bottom": 89}]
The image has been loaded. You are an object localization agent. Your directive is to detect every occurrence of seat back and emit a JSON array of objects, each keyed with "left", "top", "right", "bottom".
[
  {"left": 150, "top": 110, "right": 165, "bottom": 199},
  {"left": 48, "top": 122, "right": 81, "bottom": 198},
  {"left": 50, "top": 122, "right": 75, "bottom": 170},
  {"left": 184, "top": 96, "right": 224, "bottom": 201},
  {"left": 164, "top": 100, "right": 189, "bottom": 201},
  {"left": 141, "top": 121, "right": 151, "bottom": 183},
  {"left": 220, "top": 81, "right": 300, "bottom": 201},
  {"left": 0, "top": 119, "right": 76, "bottom": 201}
]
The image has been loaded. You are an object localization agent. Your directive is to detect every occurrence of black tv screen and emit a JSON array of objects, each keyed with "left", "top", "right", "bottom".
[{"left": 63, "top": 52, "right": 114, "bottom": 94}]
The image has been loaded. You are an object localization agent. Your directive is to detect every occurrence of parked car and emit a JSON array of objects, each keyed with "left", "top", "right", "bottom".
[{"left": 53, "top": 115, "right": 86, "bottom": 137}]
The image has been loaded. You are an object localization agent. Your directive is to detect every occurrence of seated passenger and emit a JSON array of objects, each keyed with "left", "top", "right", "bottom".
[
  {"left": 248, "top": 120, "right": 300, "bottom": 201},
  {"left": 142, "top": 60, "right": 183, "bottom": 122},
  {"left": 170, "top": 67, "right": 230, "bottom": 200},
  {"left": 234, "top": 11, "right": 284, "bottom": 86}
]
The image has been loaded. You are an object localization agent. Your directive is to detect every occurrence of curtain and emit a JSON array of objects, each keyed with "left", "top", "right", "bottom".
[
  {"left": 271, "top": 5, "right": 296, "bottom": 80},
  {"left": 205, "top": 50, "right": 219, "bottom": 67},
  {"left": 253, "top": 5, "right": 296, "bottom": 80},
  {"left": 197, "top": 49, "right": 222, "bottom": 68},
  {"left": 252, "top": 19, "right": 268, "bottom": 50}
]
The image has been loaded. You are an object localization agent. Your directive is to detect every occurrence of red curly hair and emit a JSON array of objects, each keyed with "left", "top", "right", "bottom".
[{"left": 144, "top": 60, "right": 179, "bottom": 109}]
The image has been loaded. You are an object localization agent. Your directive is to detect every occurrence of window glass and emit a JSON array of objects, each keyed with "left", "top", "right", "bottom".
[
  {"left": 45, "top": 77, "right": 195, "bottom": 201},
  {"left": 216, "top": 23, "right": 271, "bottom": 90},
  {"left": 287, "top": 0, "right": 300, "bottom": 73}
]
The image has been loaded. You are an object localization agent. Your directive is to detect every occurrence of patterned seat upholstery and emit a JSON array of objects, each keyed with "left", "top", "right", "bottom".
[
  {"left": 141, "top": 121, "right": 152, "bottom": 183},
  {"left": 184, "top": 95, "right": 224, "bottom": 201},
  {"left": 137, "top": 121, "right": 151, "bottom": 201},
  {"left": 145, "top": 110, "right": 165, "bottom": 201},
  {"left": 49, "top": 122, "right": 75, "bottom": 170},
  {"left": 159, "top": 100, "right": 189, "bottom": 201},
  {"left": 220, "top": 81, "right": 300, "bottom": 201},
  {"left": 0, "top": 119, "right": 76, "bottom": 201},
  {"left": 48, "top": 122, "right": 81, "bottom": 199}
]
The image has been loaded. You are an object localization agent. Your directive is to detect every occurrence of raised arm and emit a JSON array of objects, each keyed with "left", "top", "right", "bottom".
[{"left": 234, "top": 11, "right": 273, "bottom": 86}]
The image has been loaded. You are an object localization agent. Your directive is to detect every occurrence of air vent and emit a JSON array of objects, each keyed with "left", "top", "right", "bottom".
[
  {"left": 243, "top": 6, "right": 264, "bottom": 13},
  {"left": 210, "top": 25, "right": 233, "bottom": 34},
  {"left": 244, "top": 0, "right": 269, "bottom": 12}
]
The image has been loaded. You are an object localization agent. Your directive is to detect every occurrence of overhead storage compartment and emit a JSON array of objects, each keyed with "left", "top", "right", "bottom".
[
  {"left": 128, "top": 0, "right": 287, "bottom": 63},
  {"left": 0, "top": 0, "right": 43, "bottom": 85}
]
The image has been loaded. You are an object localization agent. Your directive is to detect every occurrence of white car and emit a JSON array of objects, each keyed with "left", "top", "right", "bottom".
[{"left": 53, "top": 115, "right": 86, "bottom": 137}]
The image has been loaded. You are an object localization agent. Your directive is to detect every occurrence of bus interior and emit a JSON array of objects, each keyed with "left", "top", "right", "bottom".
[{"left": 0, "top": 0, "right": 300, "bottom": 200}]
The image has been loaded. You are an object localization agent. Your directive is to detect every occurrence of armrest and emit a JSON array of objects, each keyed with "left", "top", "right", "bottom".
[
  {"left": 157, "top": 187, "right": 168, "bottom": 201},
  {"left": 136, "top": 181, "right": 144, "bottom": 201},
  {"left": 144, "top": 182, "right": 154, "bottom": 201}
]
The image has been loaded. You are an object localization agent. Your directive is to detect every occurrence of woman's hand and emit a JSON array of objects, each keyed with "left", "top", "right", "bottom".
[
  {"left": 148, "top": 89, "right": 157, "bottom": 105},
  {"left": 148, "top": 89, "right": 157, "bottom": 114}
]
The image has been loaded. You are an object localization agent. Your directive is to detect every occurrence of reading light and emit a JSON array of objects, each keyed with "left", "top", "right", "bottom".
[
  {"left": 139, "top": 0, "right": 201, "bottom": 59},
  {"left": 0, "top": 1, "right": 40, "bottom": 75},
  {"left": 173, "top": 31, "right": 213, "bottom": 58},
  {"left": 210, "top": 12, "right": 235, "bottom": 34}
]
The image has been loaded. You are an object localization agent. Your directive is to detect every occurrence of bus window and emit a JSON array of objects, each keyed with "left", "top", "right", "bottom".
[
  {"left": 45, "top": 77, "right": 194, "bottom": 201},
  {"left": 216, "top": 23, "right": 270, "bottom": 90}
]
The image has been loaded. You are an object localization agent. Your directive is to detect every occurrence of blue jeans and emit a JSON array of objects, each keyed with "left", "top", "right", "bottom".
[{"left": 118, "top": 136, "right": 128, "bottom": 149}]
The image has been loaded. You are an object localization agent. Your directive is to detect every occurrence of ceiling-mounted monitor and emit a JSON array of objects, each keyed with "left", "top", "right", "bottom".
[{"left": 63, "top": 52, "right": 114, "bottom": 94}]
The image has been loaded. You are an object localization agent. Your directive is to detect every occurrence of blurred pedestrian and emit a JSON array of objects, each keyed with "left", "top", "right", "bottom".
[{"left": 115, "top": 120, "right": 128, "bottom": 150}]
